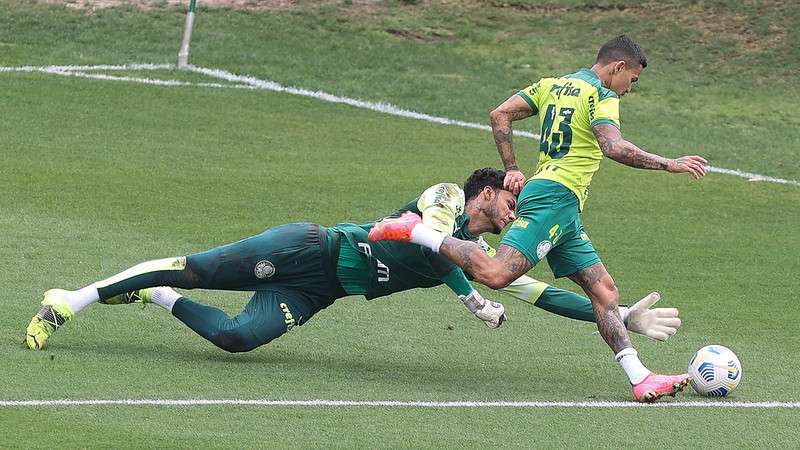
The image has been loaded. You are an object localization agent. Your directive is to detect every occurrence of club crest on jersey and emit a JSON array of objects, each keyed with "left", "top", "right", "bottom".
[
  {"left": 254, "top": 260, "right": 276, "bottom": 279},
  {"left": 536, "top": 240, "right": 553, "bottom": 260}
]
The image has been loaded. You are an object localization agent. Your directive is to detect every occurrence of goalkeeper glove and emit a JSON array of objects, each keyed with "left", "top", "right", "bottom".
[
  {"left": 459, "top": 291, "right": 507, "bottom": 329},
  {"left": 625, "top": 292, "right": 681, "bottom": 341}
]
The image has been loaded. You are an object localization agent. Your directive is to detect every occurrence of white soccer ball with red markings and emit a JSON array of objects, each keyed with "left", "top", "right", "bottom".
[{"left": 688, "top": 345, "right": 742, "bottom": 397}]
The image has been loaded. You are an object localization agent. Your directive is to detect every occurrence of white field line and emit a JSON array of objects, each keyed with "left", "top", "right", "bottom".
[
  {"left": 0, "top": 63, "right": 174, "bottom": 72},
  {"left": 0, "top": 63, "right": 254, "bottom": 90},
  {"left": 705, "top": 166, "right": 800, "bottom": 186},
  {"left": 48, "top": 70, "right": 257, "bottom": 90},
  {"left": 2, "top": 63, "right": 798, "bottom": 187},
  {"left": 185, "top": 65, "right": 505, "bottom": 136},
  {"left": 1, "top": 399, "right": 799, "bottom": 408}
]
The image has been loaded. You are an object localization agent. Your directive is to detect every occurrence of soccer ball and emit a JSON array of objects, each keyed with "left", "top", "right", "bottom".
[{"left": 688, "top": 345, "right": 742, "bottom": 397}]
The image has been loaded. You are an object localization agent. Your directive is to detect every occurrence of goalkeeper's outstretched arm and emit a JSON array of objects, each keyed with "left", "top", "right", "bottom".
[{"left": 496, "top": 274, "right": 680, "bottom": 341}]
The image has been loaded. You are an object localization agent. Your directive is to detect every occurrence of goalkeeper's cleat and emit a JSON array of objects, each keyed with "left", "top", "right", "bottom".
[
  {"left": 368, "top": 211, "right": 421, "bottom": 243},
  {"left": 99, "top": 288, "right": 155, "bottom": 306},
  {"left": 24, "top": 289, "right": 75, "bottom": 350},
  {"left": 632, "top": 373, "right": 691, "bottom": 403}
]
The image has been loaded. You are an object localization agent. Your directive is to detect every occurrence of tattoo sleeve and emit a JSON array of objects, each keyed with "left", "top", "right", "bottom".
[
  {"left": 569, "top": 263, "right": 632, "bottom": 353},
  {"left": 494, "top": 245, "right": 532, "bottom": 279},
  {"left": 438, "top": 238, "right": 532, "bottom": 288},
  {"left": 490, "top": 98, "right": 534, "bottom": 171},
  {"left": 439, "top": 237, "right": 484, "bottom": 277},
  {"left": 593, "top": 124, "right": 670, "bottom": 171}
]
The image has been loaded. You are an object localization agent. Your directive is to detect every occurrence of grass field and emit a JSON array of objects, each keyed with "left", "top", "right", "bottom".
[{"left": 1, "top": 0, "right": 799, "bottom": 448}]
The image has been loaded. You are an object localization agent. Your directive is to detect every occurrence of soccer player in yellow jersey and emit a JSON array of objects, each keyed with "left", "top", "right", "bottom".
[{"left": 370, "top": 36, "right": 706, "bottom": 402}]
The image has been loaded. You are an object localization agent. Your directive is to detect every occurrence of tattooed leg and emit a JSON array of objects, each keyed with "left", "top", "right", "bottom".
[
  {"left": 568, "top": 262, "right": 657, "bottom": 386},
  {"left": 568, "top": 262, "right": 632, "bottom": 353}
]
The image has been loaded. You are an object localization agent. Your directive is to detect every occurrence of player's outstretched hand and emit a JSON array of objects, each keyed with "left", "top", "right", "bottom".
[
  {"left": 626, "top": 292, "right": 681, "bottom": 341},
  {"left": 667, "top": 155, "right": 708, "bottom": 179},
  {"left": 503, "top": 169, "right": 526, "bottom": 195},
  {"left": 459, "top": 291, "right": 507, "bottom": 329}
]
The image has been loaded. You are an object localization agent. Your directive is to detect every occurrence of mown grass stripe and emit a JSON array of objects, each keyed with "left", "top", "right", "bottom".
[{"left": 1, "top": 63, "right": 797, "bottom": 187}]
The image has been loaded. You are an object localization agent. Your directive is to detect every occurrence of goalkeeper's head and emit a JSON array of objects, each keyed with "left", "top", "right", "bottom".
[{"left": 463, "top": 168, "right": 516, "bottom": 235}]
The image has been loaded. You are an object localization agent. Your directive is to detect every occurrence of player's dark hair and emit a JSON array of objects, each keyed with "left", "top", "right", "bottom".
[
  {"left": 463, "top": 168, "right": 506, "bottom": 201},
  {"left": 596, "top": 35, "right": 647, "bottom": 69}
]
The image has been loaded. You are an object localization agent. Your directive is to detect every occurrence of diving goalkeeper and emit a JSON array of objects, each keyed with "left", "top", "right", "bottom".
[{"left": 25, "top": 169, "right": 679, "bottom": 352}]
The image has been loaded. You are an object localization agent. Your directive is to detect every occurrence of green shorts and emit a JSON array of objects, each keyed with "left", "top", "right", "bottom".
[
  {"left": 186, "top": 223, "right": 346, "bottom": 311},
  {"left": 500, "top": 179, "right": 600, "bottom": 278}
]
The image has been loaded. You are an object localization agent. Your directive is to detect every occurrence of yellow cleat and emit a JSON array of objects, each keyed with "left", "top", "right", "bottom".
[
  {"left": 99, "top": 289, "right": 154, "bottom": 306},
  {"left": 24, "top": 289, "right": 75, "bottom": 350}
]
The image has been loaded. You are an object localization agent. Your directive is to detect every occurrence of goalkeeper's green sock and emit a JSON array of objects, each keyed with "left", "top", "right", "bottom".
[
  {"left": 533, "top": 287, "right": 631, "bottom": 323},
  {"left": 533, "top": 287, "right": 595, "bottom": 322}
]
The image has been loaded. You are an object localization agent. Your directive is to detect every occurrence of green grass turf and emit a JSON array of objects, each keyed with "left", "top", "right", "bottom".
[
  {"left": 0, "top": 0, "right": 798, "bottom": 179},
  {"left": 1, "top": 0, "right": 799, "bottom": 447},
  {"left": 2, "top": 72, "right": 799, "bottom": 447},
  {"left": 1, "top": 407, "right": 798, "bottom": 448}
]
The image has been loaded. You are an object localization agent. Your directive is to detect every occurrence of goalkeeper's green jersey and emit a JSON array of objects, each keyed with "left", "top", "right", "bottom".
[
  {"left": 333, "top": 183, "right": 476, "bottom": 300},
  {"left": 517, "top": 68, "right": 621, "bottom": 210}
]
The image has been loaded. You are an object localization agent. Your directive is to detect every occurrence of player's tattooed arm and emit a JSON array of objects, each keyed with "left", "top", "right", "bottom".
[
  {"left": 569, "top": 263, "right": 632, "bottom": 353},
  {"left": 439, "top": 237, "right": 483, "bottom": 276},
  {"left": 438, "top": 238, "right": 532, "bottom": 290},
  {"left": 593, "top": 124, "right": 671, "bottom": 170},
  {"left": 494, "top": 244, "right": 533, "bottom": 281},
  {"left": 490, "top": 95, "right": 534, "bottom": 171}
]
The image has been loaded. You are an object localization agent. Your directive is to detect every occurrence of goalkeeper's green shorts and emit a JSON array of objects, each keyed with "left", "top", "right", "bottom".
[
  {"left": 173, "top": 223, "right": 348, "bottom": 352},
  {"left": 186, "top": 223, "right": 346, "bottom": 310},
  {"left": 500, "top": 179, "right": 600, "bottom": 278}
]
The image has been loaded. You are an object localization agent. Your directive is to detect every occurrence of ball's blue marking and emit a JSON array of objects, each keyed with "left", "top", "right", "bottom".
[{"left": 697, "top": 362, "right": 717, "bottom": 383}]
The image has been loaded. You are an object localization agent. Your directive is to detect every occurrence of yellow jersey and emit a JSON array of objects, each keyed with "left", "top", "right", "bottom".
[{"left": 517, "top": 68, "right": 621, "bottom": 210}]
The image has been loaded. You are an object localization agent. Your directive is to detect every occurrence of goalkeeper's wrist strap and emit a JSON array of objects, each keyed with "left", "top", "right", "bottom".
[
  {"left": 618, "top": 305, "right": 630, "bottom": 326},
  {"left": 459, "top": 291, "right": 483, "bottom": 314}
]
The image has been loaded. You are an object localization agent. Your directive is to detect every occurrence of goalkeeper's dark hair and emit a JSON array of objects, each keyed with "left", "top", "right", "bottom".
[
  {"left": 463, "top": 168, "right": 506, "bottom": 201},
  {"left": 596, "top": 35, "right": 647, "bottom": 69}
]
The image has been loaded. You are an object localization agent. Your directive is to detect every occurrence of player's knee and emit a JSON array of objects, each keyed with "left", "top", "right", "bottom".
[
  {"left": 211, "top": 329, "right": 262, "bottom": 353},
  {"left": 603, "top": 277, "right": 619, "bottom": 302},
  {"left": 594, "top": 276, "right": 620, "bottom": 307}
]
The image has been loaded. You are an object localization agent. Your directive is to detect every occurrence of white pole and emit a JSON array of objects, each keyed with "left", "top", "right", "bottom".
[{"left": 177, "top": 0, "right": 197, "bottom": 68}]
